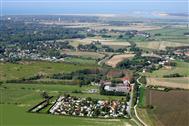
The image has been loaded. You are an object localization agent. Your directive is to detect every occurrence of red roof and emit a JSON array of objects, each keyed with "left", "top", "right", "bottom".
[{"left": 121, "top": 77, "right": 129, "bottom": 81}]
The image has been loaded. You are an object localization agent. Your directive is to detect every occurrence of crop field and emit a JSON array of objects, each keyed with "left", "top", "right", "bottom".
[
  {"left": 147, "top": 77, "right": 189, "bottom": 89},
  {"left": 144, "top": 61, "right": 189, "bottom": 89},
  {"left": 145, "top": 90, "right": 189, "bottom": 126},
  {"left": 146, "top": 27, "right": 189, "bottom": 44},
  {"left": 68, "top": 38, "right": 130, "bottom": 48},
  {"left": 144, "top": 61, "right": 189, "bottom": 77},
  {"left": 41, "top": 21, "right": 162, "bottom": 31},
  {"left": 63, "top": 51, "right": 105, "bottom": 60},
  {"left": 0, "top": 61, "right": 96, "bottom": 81},
  {"left": 89, "top": 24, "right": 162, "bottom": 31},
  {"left": 41, "top": 22, "right": 108, "bottom": 29},
  {"left": 136, "top": 41, "right": 189, "bottom": 50},
  {"left": 135, "top": 27, "right": 189, "bottom": 50},
  {"left": 105, "top": 54, "right": 135, "bottom": 67}
]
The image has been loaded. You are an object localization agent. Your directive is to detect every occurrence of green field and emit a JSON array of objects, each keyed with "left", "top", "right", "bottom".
[
  {"left": 135, "top": 27, "right": 189, "bottom": 50},
  {"left": 0, "top": 83, "right": 127, "bottom": 106},
  {"left": 138, "top": 85, "right": 146, "bottom": 108},
  {"left": 0, "top": 83, "right": 135, "bottom": 126},
  {"left": 147, "top": 27, "right": 189, "bottom": 43},
  {"left": 144, "top": 61, "right": 189, "bottom": 77},
  {"left": 0, "top": 104, "right": 136, "bottom": 126},
  {"left": 64, "top": 57, "right": 97, "bottom": 64},
  {"left": 63, "top": 51, "right": 105, "bottom": 60},
  {"left": 136, "top": 41, "right": 189, "bottom": 50},
  {"left": 0, "top": 61, "right": 96, "bottom": 81}
]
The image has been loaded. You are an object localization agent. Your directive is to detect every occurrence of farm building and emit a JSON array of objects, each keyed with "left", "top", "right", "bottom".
[{"left": 103, "top": 77, "right": 131, "bottom": 93}]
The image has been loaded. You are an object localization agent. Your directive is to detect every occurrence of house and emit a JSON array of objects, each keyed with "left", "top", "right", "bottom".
[{"left": 49, "top": 95, "right": 128, "bottom": 118}]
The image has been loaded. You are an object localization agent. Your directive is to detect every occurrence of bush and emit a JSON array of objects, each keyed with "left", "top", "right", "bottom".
[
  {"left": 163, "top": 73, "right": 184, "bottom": 78},
  {"left": 139, "top": 76, "right": 147, "bottom": 84},
  {"left": 147, "top": 105, "right": 154, "bottom": 109},
  {"left": 72, "top": 90, "right": 82, "bottom": 93}
]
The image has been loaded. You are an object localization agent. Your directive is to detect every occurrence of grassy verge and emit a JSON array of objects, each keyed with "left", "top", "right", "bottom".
[
  {"left": 136, "top": 107, "right": 156, "bottom": 126},
  {"left": 138, "top": 85, "right": 146, "bottom": 108}
]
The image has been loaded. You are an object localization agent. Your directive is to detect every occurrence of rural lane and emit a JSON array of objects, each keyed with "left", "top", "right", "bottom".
[{"left": 134, "top": 76, "right": 148, "bottom": 126}]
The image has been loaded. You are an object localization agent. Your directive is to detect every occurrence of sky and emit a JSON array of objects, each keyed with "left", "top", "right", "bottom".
[{"left": 0, "top": 0, "right": 188, "bottom": 15}]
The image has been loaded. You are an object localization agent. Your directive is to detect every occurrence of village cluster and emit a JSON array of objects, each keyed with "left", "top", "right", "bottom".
[{"left": 49, "top": 95, "right": 129, "bottom": 118}]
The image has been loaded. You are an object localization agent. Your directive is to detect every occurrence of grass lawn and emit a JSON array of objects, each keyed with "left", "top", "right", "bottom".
[
  {"left": 0, "top": 61, "right": 96, "bottom": 81},
  {"left": 0, "top": 104, "right": 135, "bottom": 126},
  {"left": 0, "top": 83, "right": 126, "bottom": 108},
  {"left": 138, "top": 85, "right": 146, "bottom": 108},
  {"left": 64, "top": 57, "right": 97, "bottom": 65}
]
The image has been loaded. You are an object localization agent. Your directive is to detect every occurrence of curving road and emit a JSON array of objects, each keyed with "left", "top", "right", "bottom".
[{"left": 134, "top": 76, "right": 148, "bottom": 126}]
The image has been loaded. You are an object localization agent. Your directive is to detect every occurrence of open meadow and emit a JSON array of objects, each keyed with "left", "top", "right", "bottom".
[
  {"left": 0, "top": 60, "right": 134, "bottom": 126},
  {"left": 0, "top": 83, "right": 125, "bottom": 107},
  {"left": 63, "top": 57, "right": 97, "bottom": 65},
  {"left": 0, "top": 61, "right": 96, "bottom": 81},
  {"left": 0, "top": 82, "right": 136, "bottom": 126},
  {"left": 136, "top": 41, "right": 189, "bottom": 50},
  {"left": 62, "top": 51, "right": 105, "bottom": 60},
  {"left": 0, "top": 104, "right": 135, "bottom": 126},
  {"left": 146, "top": 27, "right": 189, "bottom": 43},
  {"left": 144, "top": 61, "right": 189, "bottom": 78}
]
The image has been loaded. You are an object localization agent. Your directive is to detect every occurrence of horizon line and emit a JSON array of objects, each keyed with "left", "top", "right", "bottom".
[{"left": 2, "top": 0, "right": 188, "bottom": 3}]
